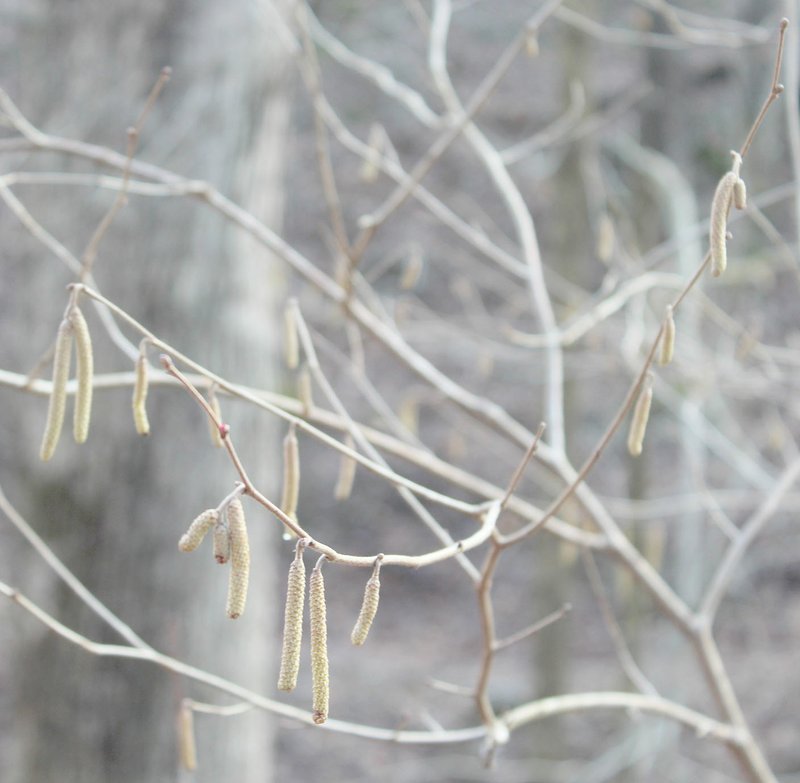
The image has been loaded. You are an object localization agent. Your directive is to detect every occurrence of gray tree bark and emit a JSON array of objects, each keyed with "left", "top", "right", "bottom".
[{"left": 0, "top": 2, "right": 289, "bottom": 781}]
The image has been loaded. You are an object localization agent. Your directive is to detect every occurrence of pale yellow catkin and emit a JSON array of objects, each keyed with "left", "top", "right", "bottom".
[
  {"left": 132, "top": 355, "right": 150, "bottom": 436},
  {"left": 226, "top": 498, "right": 250, "bottom": 619},
  {"left": 39, "top": 318, "right": 74, "bottom": 462},
  {"left": 709, "top": 171, "right": 737, "bottom": 277},
  {"left": 213, "top": 521, "right": 230, "bottom": 564},
  {"left": 178, "top": 703, "right": 197, "bottom": 772},
  {"left": 351, "top": 573, "right": 380, "bottom": 646},
  {"left": 298, "top": 366, "right": 313, "bottom": 414},
  {"left": 281, "top": 425, "right": 300, "bottom": 519},
  {"left": 277, "top": 549, "right": 306, "bottom": 692},
  {"left": 284, "top": 305, "right": 299, "bottom": 370},
  {"left": 733, "top": 177, "right": 747, "bottom": 210},
  {"left": 658, "top": 306, "right": 676, "bottom": 366},
  {"left": 309, "top": 564, "right": 329, "bottom": 724},
  {"left": 627, "top": 376, "right": 654, "bottom": 457},
  {"left": 208, "top": 391, "right": 223, "bottom": 448},
  {"left": 178, "top": 509, "right": 219, "bottom": 552},
  {"left": 334, "top": 438, "right": 356, "bottom": 501},
  {"left": 71, "top": 308, "right": 93, "bottom": 444}
]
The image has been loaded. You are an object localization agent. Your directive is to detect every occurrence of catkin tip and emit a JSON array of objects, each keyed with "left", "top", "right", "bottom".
[
  {"left": 226, "top": 498, "right": 250, "bottom": 619},
  {"left": 179, "top": 509, "right": 219, "bottom": 552},
  {"left": 39, "top": 318, "right": 74, "bottom": 462}
]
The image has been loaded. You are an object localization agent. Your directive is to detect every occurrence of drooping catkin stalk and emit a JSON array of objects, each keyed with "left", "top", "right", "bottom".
[
  {"left": 658, "top": 305, "right": 676, "bottom": 366},
  {"left": 277, "top": 542, "right": 306, "bottom": 692},
  {"left": 334, "top": 436, "right": 356, "bottom": 501},
  {"left": 709, "top": 170, "right": 738, "bottom": 278},
  {"left": 281, "top": 423, "right": 300, "bottom": 519},
  {"left": 179, "top": 509, "right": 219, "bottom": 552},
  {"left": 213, "top": 521, "right": 230, "bottom": 564},
  {"left": 309, "top": 559, "right": 329, "bottom": 724},
  {"left": 71, "top": 307, "right": 93, "bottom": 444},
  {"left": 284, "top": 303, "right": 299, "bottom": 370},
  {"left": 39, "top": 318, "right": 74, "bottom": 462},
  {"left": 351, "top": 558, "right": 382, "bottom": 646},
  {"left": 226, "top": 498, "right": 250, "bottom": 619},
  {"left": 207, "top": 389, "right": 223, "bottom": 448},
  {"left": 178, "top": 701, "right": 197, "bottom": 771},
  {"left": 132, "top": 354, "right": 150, "bottom": 436},
  {"left": 627, "top": 373, "right": 654, "bottom": 457}
]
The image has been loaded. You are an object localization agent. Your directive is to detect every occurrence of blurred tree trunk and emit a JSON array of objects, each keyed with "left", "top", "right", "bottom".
[{"left": 0, "top": 2, "right": 290, "bottom": 781}]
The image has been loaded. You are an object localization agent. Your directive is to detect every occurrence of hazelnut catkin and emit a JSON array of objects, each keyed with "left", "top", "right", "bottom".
[
  {"left": 627, "top": 374, "right": 654, "bottom": 457},
  {"left": 710, "top": 170, "right": 737, "bottom": 277},
  {"left": 277, "top": 544, "right": 306, "bottom": 692},
  {"left": 207, "top": 390, "right": 223, "bottom": 448},
  {"left": 71, "top": 307, "right": 93, "bottom": 444},
  {"left": 179, "top": 509, "right": 219, "bottom": 552},
  {"left": 284, "top": 303, "right": 299, "bottom": 370},
  {"left": 351, "top": 568, "right": 381, "bottom": 647},
  {"left": 309, "top": 561, "right": 329, "bottom": 724},
  {"left": 298, "top": 365, "right": 314, "bottom": 415},
  {"left": 281, "top": 424, "right": 300, "bottom": 519},
  {"left": 178, "top": 702, "right": 197, "bottom": 771},
  {"left": 225, "top": 498, "right": 250, "bottom": 619},
  {"left": 658, "top": 305, "right": 676, "bottom": 366},
  {"left": 39, "top": 318, "right": 74, "bottom": 462},
  {"left": 733, "top": 177, "right": 747, "bottom": 211},
  {"left": 212, "top": 521, "right": 230, "bottom": 564},
  {"left": 334, "top": 437, "right": 357, "bottom": 501},
  {"left": 132, "top": 354, "right": 150, "bottom": 436}
]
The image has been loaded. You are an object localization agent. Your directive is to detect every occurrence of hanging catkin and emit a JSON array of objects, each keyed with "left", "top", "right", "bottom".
[
  {"left": 709, "top": 171, "right": 737, "bottom": 278},
  {"left": 226, "top": 498, "right": 250, "bottom": 619},
  {"left": 658, "top": 306, "right": 676, "bottom": 366},
  {"left": 733, "top": 177, "right": 747, "bottom": 210},
  {"left": 298, "top": 365, "right": 314, "bottom": 414},
  {"left": 132, "top": 354, "right": 150, "bottom": 436},
  {"left": 179, "top": 509, "right": 219, "bottom": 552},
  {"left": 334, "top": 436, "right": 357, "bottom": 501},
  {"left": 309, "top": 561, "right": 329, "bottom": 724},
  {"left": 277, "top": 544, "right": 306, "bottom": 692},
  {"left": 39, "top": 318, "right": 74, "bottom": 462},
  {"left": 212, "top": 521, "right": 230, "bottom": 564},
  {"left": 207, "top": 390, "right": 223, "bottom": 448},
  {"left": 351, "top": 562, "right": 381, "bottom": 646},
  {"left": 627, "top": 374, "right": 654, "bottom": 457},
  {"left": 178, "top": 702, "right": 197, "bottom": 771},
  {"left": 71, "top": 307, "right": 93, "bottom": 444},
  {"left": 281, "top": 424, "right": 300, "bottom": 519}
]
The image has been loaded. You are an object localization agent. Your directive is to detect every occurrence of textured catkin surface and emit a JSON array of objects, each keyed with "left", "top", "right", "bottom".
[
  {"left": 277, "top": 553, "right": 306, "bottom": 691},
  {"left": 39, "top": 318, "right": 74, "bottom": 462},
  {"left": 71, "top": 307, "right": 93, "bottom": 445},
  {"left": 178, "top": 509, "right": 218, "bottom": 553},
  {"left": 309, "top": 566, "right": 329, "bottom": 724},
  {"left": 351, "top": 574, "right": 380, "bottom": 646},
  {"left": 226, "top": 498, "right": 250, "bottom": 619}
]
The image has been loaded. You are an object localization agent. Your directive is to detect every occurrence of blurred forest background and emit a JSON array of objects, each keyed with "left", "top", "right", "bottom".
[{"left": 0, "top": 1, "right": 798, "bottom": 782}]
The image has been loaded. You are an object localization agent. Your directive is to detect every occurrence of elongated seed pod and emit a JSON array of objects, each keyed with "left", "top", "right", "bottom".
[
  {"left": 710, "top": 171, "right": 737, "bottom": 277},
  {"left": 281, "top": 425, "right": 300, "bottom": 519},
  {"left": 298, "top": 366, "right": 313, "bottom": 414},
  {"left": 71, "top": 308, "right": 93, "bottom": 444},
  {"left": 208, "top": 391, "right": 223, "bottom": 448},
  {"left": 179, "top": 509, "right": 218, "bottom": 552},
  {"left": 226, "top": 498, "right": 250, "bottom": 619},
  {"left": 178, "top": 702, "right": 197, "bottom": 771},
  {"left": 132, "top": 354, "right": 150, "bottom": 436},
  {"left": 213, "top": 521, "right": 230, "bottom": 564},
  {"left": 733, "top": 177, "right": 747, "bottom": 210},
  {"left": 277, "top": 547, "right": 306, "bottom": 691},
  {"left": 39, "top": 318, "right": 74, "bottom": 462},
  {"left": 627, "top": 375, "right": 654, "bottom": 457},
  {"left": 334, "top": 437, "right": 356, "bottom": 501},
  {"left": 284, "top": 304, "right": 299, "bottom": 370},
  {"left": 658, "top": 305, "right": 676, "bottom": 366},
  {"left": 309, "top": 563, "right": 329, "bottom": 724},
  {"left": 351, "top": 572, "right": 380, "bottom": 646}
]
